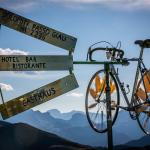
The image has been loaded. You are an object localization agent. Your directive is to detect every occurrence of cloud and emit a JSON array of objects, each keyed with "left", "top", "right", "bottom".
[
  {"left": 10, "top": 2, "right": 37, "bottom": 12},
  {"left": 1, "top": 0, "right": 150, "bottom": 11},
  {"left": 0, "top": 0, "right": 38, "bottom": 12},
  {"left": 67, "top": 92, "right": 84, "bottom": 98},
  {"left": 0, "top": 48, "right": 28, "bottom": 55},
  {"left": 0, "top": 83, "right": 13, "bottom": 91},
  {"left": 0, "top": 48, "right": 40, "bottom": 76},
  {"left": 47, "top": 0, "right": 150, "bottom": 10}
]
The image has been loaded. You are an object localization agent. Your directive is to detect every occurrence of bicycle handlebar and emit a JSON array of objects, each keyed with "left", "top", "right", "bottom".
[{"left": 87, "top": 47, "right": 124, "bottom": 61}]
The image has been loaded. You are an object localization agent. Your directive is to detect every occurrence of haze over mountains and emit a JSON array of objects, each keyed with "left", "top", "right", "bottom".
[{"left": 5, "top": 109, "right": 148, "bottom": 147}]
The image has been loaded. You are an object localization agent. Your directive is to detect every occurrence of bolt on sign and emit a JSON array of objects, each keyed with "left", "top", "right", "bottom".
[
  {"left": 0, "top": 55, "right": 73, "bottom": 71},
  {"left": 0, "top": 8, "right": 77, "bottom": 52},
  {"left": 0, "top": 74, "right": 79, "bottom": 119}
]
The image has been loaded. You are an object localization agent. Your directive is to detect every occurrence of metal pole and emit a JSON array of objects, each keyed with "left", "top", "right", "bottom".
[
  {"left": 0, "top": 86, "right": 9, "bottom": 118},
  {"left": 0, "top": 87, "right": 5, "bottom": 105},
  {"left": 105, "top": 63, "right": 113, "bottom": 150}
]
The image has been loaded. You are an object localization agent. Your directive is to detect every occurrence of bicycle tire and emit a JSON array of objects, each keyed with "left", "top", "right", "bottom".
[
  {"left": 85, "top": 69, "right": 120, "bottom": 133},
  {"left": 135, "top": 70, "right": 150, "bottom": 135}
]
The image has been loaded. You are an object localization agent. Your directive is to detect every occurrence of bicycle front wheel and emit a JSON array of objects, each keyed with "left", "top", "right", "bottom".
[
  {"left": 85, "top": 69, "right": 120, "bottom": 133},
  {"left": 135, "top": 70, "right": 150, "bottom": 135}
]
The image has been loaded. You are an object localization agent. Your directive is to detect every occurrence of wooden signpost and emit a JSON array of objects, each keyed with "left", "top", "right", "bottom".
[
  {"left": 0, "top": 7, "right": 116, "bottom": 150},
  {"left": 0, "top": 55, "right": 73, "bottom": 71},
  {"left": 0, "top": 74, "right": 78, "bottom": 119},
  {"left": 0, "top": 8, "right": 77, "bottom": 52},
  {"left": 0, "top": 8, "right": 79, "bottom": 120}
]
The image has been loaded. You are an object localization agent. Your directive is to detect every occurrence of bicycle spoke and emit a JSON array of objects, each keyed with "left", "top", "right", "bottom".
[
  {"left": 136, "top": 71, "right": 150, "bottom": 135},
  {"left": 101, "top": 111, "right": 104, "bottom": 129},
  {"left": 94, "top": 105, "right": 101, "bottom": 122},
  {"left": 88, "top": 102, "right": 98, "bottom": 109},
  {"left": 86, "top": 70, "right": 119, "bottom": 133}
]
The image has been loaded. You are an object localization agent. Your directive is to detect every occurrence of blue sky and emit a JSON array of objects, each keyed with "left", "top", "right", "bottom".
[{"left": 0, "top": 0, "right": 150, "bottom": 113}]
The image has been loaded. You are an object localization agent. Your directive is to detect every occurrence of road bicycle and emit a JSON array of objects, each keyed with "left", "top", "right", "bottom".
[{"left": 85, "top": 39, "right": 150, "bottom": 135}]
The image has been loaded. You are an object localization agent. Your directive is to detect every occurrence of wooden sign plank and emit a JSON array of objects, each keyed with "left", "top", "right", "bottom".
[
  {"left": 0, "top": 8, "right": 77, "bottom": 52},
  {"left": 0, "top": 55, "right": 73, "bottom": 71},
  {"left": 0, "top": 74, "right": 79, "bottom": 119}
]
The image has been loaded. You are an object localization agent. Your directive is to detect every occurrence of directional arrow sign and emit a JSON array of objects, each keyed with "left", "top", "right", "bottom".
[
  {"left": 0, "top": 55, "right": 73, "bottom": 71},
  {"left": 0, "top": 8, "right": 77, "bottom": 52},
  {"left": 0, "top": 74, "right": 79, "bottom": 119}
]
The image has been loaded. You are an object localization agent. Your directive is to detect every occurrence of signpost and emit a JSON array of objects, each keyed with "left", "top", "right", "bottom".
[
  {"left": 0, "top": 74, "right": 78, "bottom": 119},
  {"left": 0, "top": 7, "right": 118, "bottom": 150},
  {"left": 0, "top": 8, "right": 79, "bottom": 120},
  {"left": 0, "top": 55, "right": 73, "bottom": 71},
  {"left": 0, "top": 8, "right": 77, "bottom": 52}
]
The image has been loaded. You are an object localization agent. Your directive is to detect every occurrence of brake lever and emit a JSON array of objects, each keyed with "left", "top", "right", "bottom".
[{"left": 86, "top": 47, "right": 91, "bottom": 61}]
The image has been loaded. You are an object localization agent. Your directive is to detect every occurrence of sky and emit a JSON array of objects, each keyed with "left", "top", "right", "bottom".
[{"left": 0, "top": 0, "right": 150, "bottom": 113}]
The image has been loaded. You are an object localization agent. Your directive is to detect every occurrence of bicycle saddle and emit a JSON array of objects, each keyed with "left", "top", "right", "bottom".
[{"left": 135, "top": 39, "right": 150, "bottom": 48}]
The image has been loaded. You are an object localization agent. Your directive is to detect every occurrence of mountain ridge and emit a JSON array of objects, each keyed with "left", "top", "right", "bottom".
[
  {"left": 0, "top": 120, "right": 94, "bottom": 150},
  {"left": 0, "top": 120, "right": 150, "bottom": 150},
  {"left": 6, "top": 109, "right": 148, "bottom": 147}
]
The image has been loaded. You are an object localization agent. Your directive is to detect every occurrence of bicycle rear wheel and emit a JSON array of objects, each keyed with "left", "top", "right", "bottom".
[
  {"left": 135, "top": 70, "right": 150, "bottom": 135},
  {"left": 85, "top": 69, "right": 120, "bottom": 133}
]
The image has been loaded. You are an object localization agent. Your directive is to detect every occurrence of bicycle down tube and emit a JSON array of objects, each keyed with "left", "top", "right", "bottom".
[{"left": 110, "top": 46, "right": 145, "bottom": 111}]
